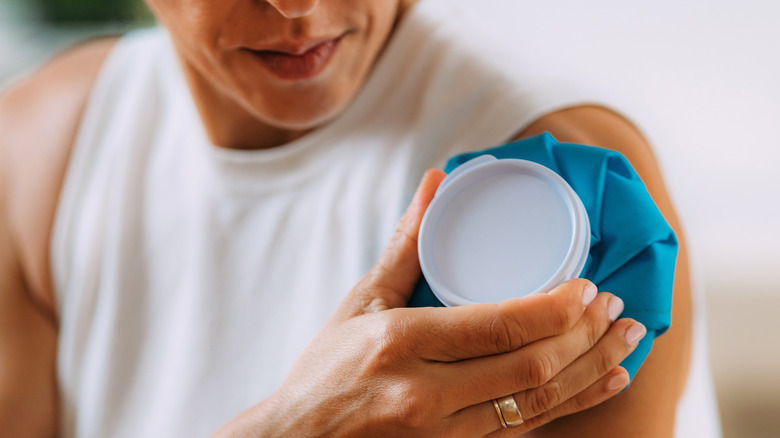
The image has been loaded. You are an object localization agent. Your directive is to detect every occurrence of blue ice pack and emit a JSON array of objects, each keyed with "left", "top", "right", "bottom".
[{"left": 408, "top": 133, "right": 678, "bottom": 380}]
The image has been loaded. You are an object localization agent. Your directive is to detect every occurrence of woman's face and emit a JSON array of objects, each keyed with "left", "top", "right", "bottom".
[{"left": 147, "top": 0, "right": 413, "bottom": 142}]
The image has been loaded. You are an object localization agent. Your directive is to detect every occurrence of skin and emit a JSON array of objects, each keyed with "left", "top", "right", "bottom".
[
  {"left": 0, "top": 0, "right": 691, "bottom": 436},
  {"left": 146, "top": 0, "right": 418, "bottom": 149}
]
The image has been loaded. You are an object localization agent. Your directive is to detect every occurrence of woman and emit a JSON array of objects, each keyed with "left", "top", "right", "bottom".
[{"left": 0, "top": 0, "right": 691, "bottom": 436}]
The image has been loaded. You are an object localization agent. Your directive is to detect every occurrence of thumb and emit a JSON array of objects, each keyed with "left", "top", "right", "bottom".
[{"left": 336, "top": 169, "right": 447, "bottom": 320}]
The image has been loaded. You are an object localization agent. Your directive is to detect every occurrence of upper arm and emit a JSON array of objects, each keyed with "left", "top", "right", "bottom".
[
  {"left": 514, "top": 106, "right": 692, "bottom": 437},
  {"left": 0, "top": 37, "right": 117, "bottom": 437},
  {"left": 0, "top": 204, "right": 59, "bottom": 437}
]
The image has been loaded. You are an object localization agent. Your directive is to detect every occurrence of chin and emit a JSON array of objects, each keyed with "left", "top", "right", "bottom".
[{"left": 250, "top": 98, "right": 349, "bottom": 131}]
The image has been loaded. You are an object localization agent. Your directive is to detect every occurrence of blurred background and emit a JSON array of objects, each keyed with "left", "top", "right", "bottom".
[{"left": 1, "top": 0, "right": 778, "bottom": 436}]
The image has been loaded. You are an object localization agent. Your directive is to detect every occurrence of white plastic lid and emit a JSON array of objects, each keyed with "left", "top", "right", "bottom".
[{"left": 418, "top": 155, "right": 590, "bottom": 306}]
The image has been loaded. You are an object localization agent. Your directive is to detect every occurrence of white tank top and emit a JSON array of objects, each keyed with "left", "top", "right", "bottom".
[{"left": 51, "top": 1, "right": 719, "bottom": 436}]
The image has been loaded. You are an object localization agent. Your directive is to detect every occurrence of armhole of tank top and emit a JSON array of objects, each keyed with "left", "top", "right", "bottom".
[{"left": 49, "top": 29, "right": 157, "bottom": 315}]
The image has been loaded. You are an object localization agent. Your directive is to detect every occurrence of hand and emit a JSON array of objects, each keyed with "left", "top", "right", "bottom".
[{"left": 213, "top": 170, "right": 646, "bottom": 438}]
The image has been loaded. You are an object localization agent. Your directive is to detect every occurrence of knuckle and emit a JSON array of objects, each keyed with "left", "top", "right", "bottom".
[
  {"left": 365, "top": 313, "right": 410, "bottom": 371},
  {"left": 566, "top": 391, "right": 593, "bottom": 414},
  {"left": 488, "top": 312, "right": 517, "bottom": 353},
  {"left": 584, "top": 314, "right": 604, "bottom": 347},
  {"left": 385, "top": 221, "right": 418, "bottom": 260},
  {"left": 520, "top": 352, "right": 556, "bottom": 389},
  {"left": 529, "top": 380, "right": 564, "bottom": 415},
  {"left": 562, "top": 299, "right": 581, "bottom": 329},
  {"left": 549, "top": 294, "right": 579, "bottom": 333},
  {"left": 489, "top": 303, "right": 529, "bottom": 352},
  {"left": 383, "top": 381, "right": 436, "bottom": 429},
  {"left": 593, "top": 345, "right": 615, "bottom": 376},
  {"left": 366, "top": 260, "right": 394, "bottom": 291}
]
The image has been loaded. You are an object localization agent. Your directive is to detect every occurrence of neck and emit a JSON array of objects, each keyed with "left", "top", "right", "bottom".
[{"left": 182, "top": 64, "right": 313, "bottom": 150}]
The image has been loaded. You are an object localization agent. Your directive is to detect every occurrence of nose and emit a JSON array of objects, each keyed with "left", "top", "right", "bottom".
[{"left": 265, "top": 0, "right": 321, "bottom": 19}]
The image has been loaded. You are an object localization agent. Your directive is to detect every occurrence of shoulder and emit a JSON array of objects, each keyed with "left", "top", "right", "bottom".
[
  {"left": 0, "top": 37, "right": 119, "bottom": 177},
  {"left": 0, "top": 37, "right": 119, "bottom": 130},
  {"left": 515, "top": 105, "right": 684, "bottom": 251},
  {"left": 516, "top": 106, "right": 665, "bottom": 195},
  {"left": 0, "top": 37, "right": 118, "bottom": 316}
]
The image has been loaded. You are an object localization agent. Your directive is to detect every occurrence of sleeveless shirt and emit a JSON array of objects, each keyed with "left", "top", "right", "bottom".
[{"left": 50, "top": 1, "right": 719, "bottom": 436}]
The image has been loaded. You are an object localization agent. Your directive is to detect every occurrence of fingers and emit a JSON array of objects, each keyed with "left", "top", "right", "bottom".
[
  {"left": 448, "top": 315, "right": 644, "bottom": 437},
  {"left": 453, "top": 367, "right": 631, "bottom": 438},
  {"left": 438, "top": 291, "right": 621, "bottom": 406},
  {"left": 512, "top": 318, "right": 645, "bottom": 420},
  {"left": 404, "top": 279, "right": 598, "bottom": 361},
  {"left": 495, "top": 367, "right": 630, "bottom": 435},
  {"left": 335, "top": 169, "right": 446, "bottom": 321}
]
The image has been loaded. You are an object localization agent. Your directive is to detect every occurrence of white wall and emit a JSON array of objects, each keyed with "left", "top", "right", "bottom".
[{"left": 450, "top": 0, "right": 780, "bottom": 298}]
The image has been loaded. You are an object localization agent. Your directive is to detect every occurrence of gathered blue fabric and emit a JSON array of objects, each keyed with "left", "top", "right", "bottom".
[{"left": 408, "top": 133, "right": 678, "bottom": 380}]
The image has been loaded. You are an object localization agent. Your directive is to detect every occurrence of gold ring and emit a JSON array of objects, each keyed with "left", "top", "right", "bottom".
[
  {"left": 492, "top": 398, "right": 507, "bottom": 428},
  {"left": 493, "top": 395, "right": 524, "bottom": 428}
]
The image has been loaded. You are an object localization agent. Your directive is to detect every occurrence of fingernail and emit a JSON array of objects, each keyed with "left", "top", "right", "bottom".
[
  {"left": 607, "top": 296, "right": 624, "bottom": 321},
  {"left": 606, "top": 373, "right": 629, "bottom": 392},
  {"left": 625, "top": 323, "right": 647, "bottom": 347},
  {"left": 582, "top": 282, "right": 597, "bottom": 307}
]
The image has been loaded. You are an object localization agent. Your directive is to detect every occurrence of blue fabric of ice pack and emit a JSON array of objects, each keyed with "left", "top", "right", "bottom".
[{"left": 408, "top": 133, "right": 678, "bottom": 380}]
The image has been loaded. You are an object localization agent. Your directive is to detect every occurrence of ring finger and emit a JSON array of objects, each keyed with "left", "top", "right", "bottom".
[
  {"left": 444, "top": 318, "right": 645, "bottom": 436},
  {"left": 439, "top": 292, "right": 620, "bottom": 409}
]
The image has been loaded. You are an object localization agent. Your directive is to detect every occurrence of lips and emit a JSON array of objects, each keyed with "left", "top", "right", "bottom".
[{"left": 246, "top": 36, "right": 343, "bottom": 81}]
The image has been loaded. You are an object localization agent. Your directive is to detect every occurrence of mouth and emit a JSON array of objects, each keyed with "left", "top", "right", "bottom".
[{"left": 244, "top": 35, "right": 346, "bottom": 81}]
